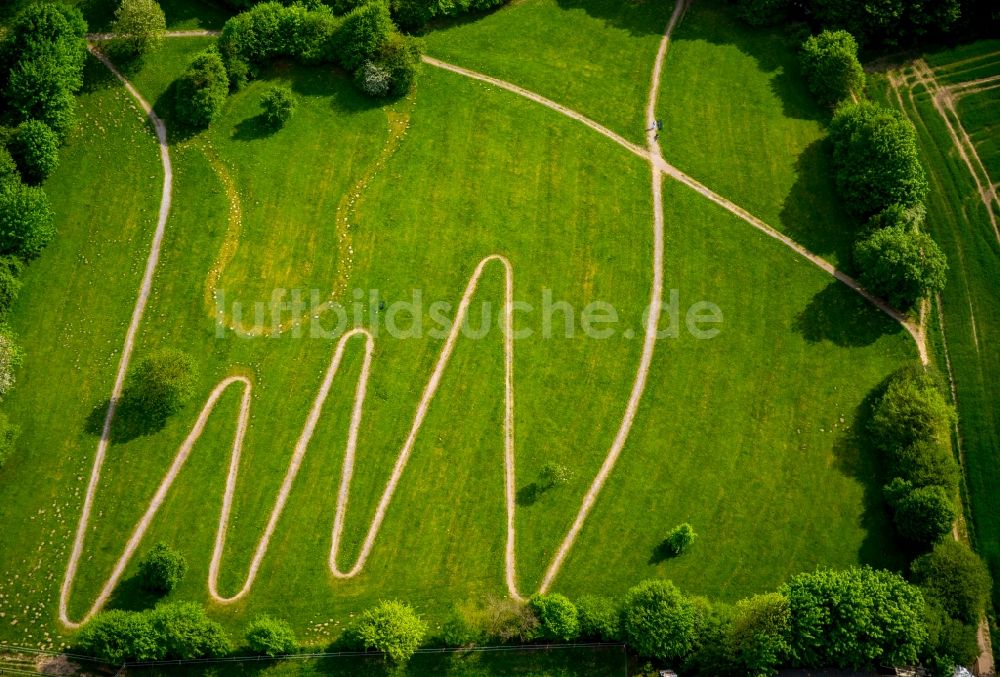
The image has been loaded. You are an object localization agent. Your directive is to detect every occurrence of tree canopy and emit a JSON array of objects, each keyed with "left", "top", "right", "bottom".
[
  {"left": 854, "top": 224, "right": 947, "bottom": 310},
  {"left": 622, "top": 579, "right": 697, "bottom": 662},
  {"left": 112, "top": 0, "right": 167, "bottom": 57},
  {"left": 799, "top": 30, "right": 865, "bottom": 106},
  {"left": 355, "top": 600, "right": 427, "bottom": 664}
]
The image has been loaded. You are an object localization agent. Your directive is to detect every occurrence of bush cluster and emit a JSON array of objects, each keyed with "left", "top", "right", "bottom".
[
  {"left": 77, "top": 602, "right": 230, "bottom": 664},
  {"left": 217, "top": 1, "right": 420, "bottom": 101},
  {"left": 260, "top": 85, "right": 297, "bottom": 127},
  {"left": 245, "top": 615, "right": 298, "bottom": 656},
  {"left": 173, "top": 47, "right": 230, "bottom": 130},
  {"left": 870, "top": 367, "right": 959, "bottom": 547},
  {"left": 799, "top": 30, "right": 865, "bottom": 107},
  {"left": 138, "top": 543, "right": 187, "bottom": 595}
]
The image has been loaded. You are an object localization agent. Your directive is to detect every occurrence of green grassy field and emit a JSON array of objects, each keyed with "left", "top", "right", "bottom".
[
  {"left": 872, "top": 48, "right": 1000, "bottom": 612},
  {"left": 0, "top": 0, "right": 921, "bottom": 658},
  {"left": 656, "top": 0, "right": 856, "bottom": 269}
]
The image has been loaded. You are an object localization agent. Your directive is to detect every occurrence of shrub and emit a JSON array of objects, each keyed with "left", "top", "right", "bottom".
[
  {"left": 911, "top": 539, "right": 991, "bottom": 624},
  {"left": 886, "top": 481, "right": 955, "bottom": 545},
  {"left": 149, "top": 602, "right": 230, "bottom": 660},
  {"left": 921, "top": 602, "right": 979, "bottom": 675},
  {"left": 781, "top": 566, "right": 926, "bottom": 669},
  {"left": 355, "top": 61, "right": 391, "bottom": 97},
  {"left": 799, "top": 30, "right": 865, "bottom": 106},
  {"left": 622, "top": 579, "right": 697, "bottom": 662},
  {"left": 173, "top": 47, "right": 229, "bottom": 130},
  {"left": 854, "top": 224, "right": 948, "bottom": 310},
  {"left": 355, "top": 600, "right": 427, "bottom": 664},
  {"left": 539, "top": 461, "right": 571, "bottom": 489},
  {"left": 865, "top": 202, "right": 926, "bottom": 233},
  {"left": 829, "top": 101, "right": 928, "bottom": 217},
  {"left": 334, "top": 1, "right": 395, "bottom": 71},
  {"left": 260, "top": 85, "right": 296, "bottom": 127},
  {"left": 245, "top": 615, "right": 297, "bottom": 656},
  {"left": 684, "top": 598, "right": 735, "bottom": 675},
  {"left": 890, "top": 438, "right": 959, "bottom": 495},
  {"left": 0, "top": 179, "right": 55, "bottom": 258},
  {"left": 0, "top": 327, "right": 24, "bottom": 400},
  {"left": 0, "top": 255, "right": 23, "bottom": 319},
  {"left": 664, "top": 523, "right": 697, "bottom": 556},
  {"left": 0, "top": 148, "right": 19, "bottom": 186},
  {"left": 576, "top": 595, "right": 621, "bottom": 641},
  {"left": 123, "top": 348, "right": 198, "bottom": 419},
  {"left": 0, "top": 411, "right": 20, "bottom": 469},
  {"left": 111, "top": 0, "right": 167, "bottom": 57},
  {"left": 138, "top": 542, "right": 187, "bottom": 594},
  {"left": 77, "top": 609, "right": 162, "bottom": 663},
  {"left": 377, "top": 32, "right": 420, "bottom": 97},
  {"left": 870, "top": 367, "right": 955, "bottom": 451},
  {"left": 9, "top": 119, "right": 60, "bottom": 184},
  {"left": 726, "top": 592, "right": 791, "bottom": 676},
  {"left": 477, "top": 596, "right": 539, "bottom": 643},
  {"left": 528, "top": 593, "right": 579, "bottom": 641}
]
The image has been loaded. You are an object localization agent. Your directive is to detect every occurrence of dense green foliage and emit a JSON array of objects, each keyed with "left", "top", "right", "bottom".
[
  {"left": 922, "top": 603, "right": 980, "bottom": 675},
  {"left": 334, "top": 1, "right": 395, "bottom": 71},
  {"left": 0, "top": 3, "right": 87, "bottom": 140},
  {"left": 799, "top": 30, "right": 865, "bottom": 107},
  {"left": 891, "top": 439, "right": 960, "bottom": 495},
  {"left": 0, "top": 328, "right": 20, "bottom": 401},
  {"left": 575, "top": 595, "right": 621, "bottom": 641},
  {"left": 245, "top": 615, "right": 298, "bottom": 656},
  {"left": 260, "top": 85, "right": 296, "bottom": 127},
  {"left": 173, "top": 47, "right": 229, "bottom": 129},
  {"left": 870, "top": 368, "right": 955, "bottom": 451},
  {"left": 123, "top": 348, "right": 198, "bottom": 419},
  {"left": 355, "top": 600, "right": 427, "bottom": 664},
  {"left": 854, "top": 224, "right": 948, "bottom": 309},
  {"left": 725, "top": 592, "right": 791, "bottom": 677},
  {"left": 829, "top": 101, "right": 928, "bottom": 217},
  {"left": 0, "top": 178, "right": 54, "bottom": 258},
  {"left": 781, "top": 567, "right": 927, "bottom": 669},
  {"left": 0, "top": 255, "right": 23, "bottom": 319},
  {"left": 77, "top": 609, "right": 161, "bottom": 663},
  {"left": 622, "top": 579, "right": 697, "bottom": 662},
  {"left": 112, "top": 0, "right": 167, "bottom": 57},
  {"left": 911, "top": 539, "right": 992, "bottom": 624},
  {"left": 885, "top": 481, "right": 955, "bottom": 545},
  {"left": 866, "top": 202, "right": 926, "bottom": 233},
  {"left": 9, "top": 119, "right": 59, "bottom": 184},
  {"left": 149, "top": 602, "right": 230, "bottom": 660},
  {"left": 138, "top": 542, "right": 187, "bottom": 595},
  {"left": 664, "top": 522, "right": 697, "bottom": 556},
  {"left": 390, "top": 0, "right": 508, "bottom": 29},
  {"left": 528, "top": 594, "right": 580, "bottom": 641}
]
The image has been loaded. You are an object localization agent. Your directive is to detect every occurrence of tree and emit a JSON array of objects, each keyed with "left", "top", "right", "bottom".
[
  {"left": 799, "top": 30, "right": 865, "bottom": 106},
  {"left": 887, "top": 481, "right": 955, "bottom": 545},
  {"left": 0, "top": 327, "right": 24, "bottom": 401},
  {"left": 0, "top": 148, "right": 19, "bottom": 186},
  {"left": 891, "top": 438, "right": 959, "bottom": 495},
  {"left": 870, "top": 367, "right": 955, "bottom": 451},
  {"left": 334, "top": 1, "right": 395, "bottom": 71},
  {"left": 528, "top": 593, "right": 580, "bottom": 641},
  {"left": 0, "top": 179, "right": 55, "bottom": 258},
  {"left": 245, "top": 615, "right": 297, "bottom": 656},
  {"left": 576, "top": 595, "right": 621, "bottom": 641},
  {"left": 9, "top": 119, "right": 60, "bottom": 184},
  {"left": 148, "top": 602, "right": 230, "bottom": 660},
  {"left": 810, "top": 0, "right": 961, "bottom": 48},
  {"left": 0, "top": 411, "right": 20, "bottom": 469},
  {"left": 138, "top": 542, "right": 187, "bottom": 594},
  {"left": 664, "top": 523, "right": 697, "bottom": 556},
  {"left": 829, "top": 101, "right": 928, "bottom": 217},
  {"left": 355, "top": 600, "right": 427, "bottom": 664},
  {"left": 865, "top": 202, "right": 926, "bottom": 233},
  {"left": 173, "top": 47, "right": 229, "bottom": 130},
  {"left": 112, "top": 0, "right": 167, "bottom": 57},
  {"left": 123, "top": 348, "right": 198, "bottom": 419},
  {"left": 726, "top": 593, "right": 791, "bottom": 676},
  {"left": 622, "top": 579, "right": 697, "bottom": 662},
  {"left": 921, "top": 602, "right": 979, "bottom": 675},
  {"left": 911, "top": 539, "right": 991, "bottom": 624},
  {"left": 684, "top": 598, "right": 735, "bottom": 676},
  {"left": 376, "top": 32, "right": 420, "bottom": 97},
  {"left": 781, "top": 566, "right": 927, "bottom": 669},
  {"left": 77, "top": 609, "right": 163, "bottom": 663},
  {"left": 539, "top": 461, "right": 571, "bottom": 489},
  {"left": 854, "top": 225, "right": 948, "bottom": 310},
  {"left": 260, "top": 85, "right": 296, "bottom": 127},
  {"left": 0, "top": 256, "right": 24, "bottom": 319}
]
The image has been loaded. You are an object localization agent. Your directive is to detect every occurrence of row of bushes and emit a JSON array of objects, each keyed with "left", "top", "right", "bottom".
[
  {"left": 796, "top": 28, "right": 948, "bottom": 311},
  {"left": 0, "top": 3, "right": 90, "bottom": 470}
]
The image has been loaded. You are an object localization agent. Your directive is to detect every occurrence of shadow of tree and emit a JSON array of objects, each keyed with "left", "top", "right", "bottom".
[
  {"left": 793, "top": 281, "right": 902, "bottom": 348},
  {"left": 831, "top": 375, "right": 918, "bottom": 571},
  {"left": 647, "top": 539, "right": 679, "bottom": 565},
  {"left": 106, "top": 572, "right": 161, "bottom": 613},
  {"left": 516, "top": 482, "right": 541, "bottom": 507},
  {"left": 778, "top": 139, "right": 857, "bottom": 263},
  {"left": 553, "top": 0, "right": 677, "bottom": 37},
  {"left": 232, "top": 113, "right": 279, "bottom": 141},
  {"left": 85, "top": 398, "right": 168, "bottom": 444}
]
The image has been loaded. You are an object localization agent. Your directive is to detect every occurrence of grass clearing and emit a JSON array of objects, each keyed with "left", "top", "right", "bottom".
[
  {"left": 657, "top": 0, "right": 856, "bottom": 269},
  {"left": 0, "top": 3, "right": 918, "bottom": 657}
]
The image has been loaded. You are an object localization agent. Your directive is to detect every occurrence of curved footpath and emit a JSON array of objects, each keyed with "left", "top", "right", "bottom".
[{"left": 64, "top": 7, "right": 927, "bottom": 631}]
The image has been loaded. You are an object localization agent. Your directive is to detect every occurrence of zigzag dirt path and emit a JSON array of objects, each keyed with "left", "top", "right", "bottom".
[{"left": 64, "top": 6, "right": 925, "bottom": 629}]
